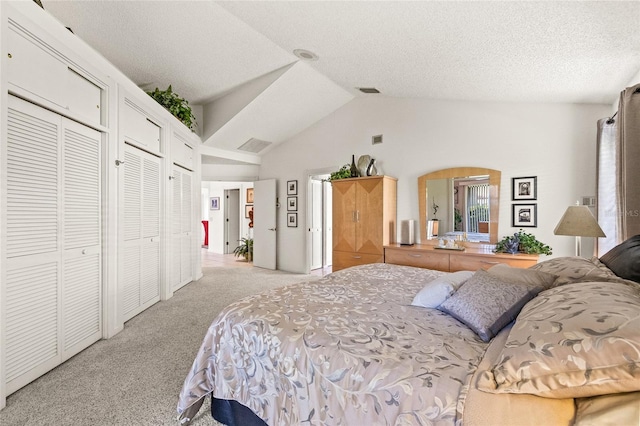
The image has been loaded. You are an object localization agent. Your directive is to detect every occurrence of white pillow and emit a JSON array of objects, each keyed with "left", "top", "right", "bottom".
[{"left": 411, "top": 270, "right": 474, "bottom": 308}]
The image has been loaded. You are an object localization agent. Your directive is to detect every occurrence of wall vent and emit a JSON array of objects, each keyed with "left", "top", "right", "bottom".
[
  {"left": 238, "top": 138, "right": 272, "bottom": 153},
  {"left": 372, "top": 134, "right": 383, "bottom": 145},
  {"left": 359, "top": 87, "right": 380, "bottom": 94}
]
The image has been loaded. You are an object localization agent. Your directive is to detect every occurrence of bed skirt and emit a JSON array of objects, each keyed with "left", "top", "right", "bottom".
[{"left": 211, "top": 397, "right": 267, "bottom": 426}]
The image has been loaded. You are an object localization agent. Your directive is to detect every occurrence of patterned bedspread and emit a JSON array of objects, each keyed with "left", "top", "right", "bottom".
[{"left": 177, "top": 263, "right": 489, "bottom": 425}]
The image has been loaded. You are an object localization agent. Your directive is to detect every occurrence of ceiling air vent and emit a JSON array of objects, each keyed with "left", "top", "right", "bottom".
[
  {"left": 372, "top": 134, "right": 383, "bottom": 145},
  {"left": 238, "top": 138, "right": 272, "bottom": 153},
  {"left": 359, "top": 87, "right": 380, "bottom": 94}
]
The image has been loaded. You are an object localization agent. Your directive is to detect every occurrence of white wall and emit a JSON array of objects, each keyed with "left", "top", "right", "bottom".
[
  {"left": 260, "top": 97, "right": 612, "bottom": 273},
  {"left": 202, "top": 181, "right": 254, "bottom": 254}
]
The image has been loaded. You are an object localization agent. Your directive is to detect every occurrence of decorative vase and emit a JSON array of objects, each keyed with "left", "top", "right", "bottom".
[
  {"left": 350, "top": 155, "right": 359, "bottom": 177},
  {"left": 366, "top": 158, "right": 377, "bottom": 176}
]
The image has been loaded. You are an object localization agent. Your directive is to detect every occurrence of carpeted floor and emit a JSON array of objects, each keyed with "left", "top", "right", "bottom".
[{"left": 0, "top": 267, "right": 317, "bottom": 426}]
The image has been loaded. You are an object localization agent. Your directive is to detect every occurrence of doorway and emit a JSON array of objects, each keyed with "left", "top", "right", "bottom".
[
  {"left": 309, "top": 174, "right": 332, "bottom": 274},
  {"left": 224, "top": 189, "right": 240, "bottom": 254}
]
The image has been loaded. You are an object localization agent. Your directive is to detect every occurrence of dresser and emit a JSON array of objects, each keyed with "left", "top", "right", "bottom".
[
  {"left": 332, "top": 176, "right": 397, "bottom": 271},
  {"left": 384, "top": 243, "right": 538, "bottom": 272}
]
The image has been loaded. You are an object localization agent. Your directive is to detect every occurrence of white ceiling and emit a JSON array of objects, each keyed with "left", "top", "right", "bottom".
[{"left": 42, "top": 0, "right": 640, "bottom": 156}]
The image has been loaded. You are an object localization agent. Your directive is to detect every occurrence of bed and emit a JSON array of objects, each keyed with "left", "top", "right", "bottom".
[{"left": 177, "top": 236, "right": 640, "bottom": 425}]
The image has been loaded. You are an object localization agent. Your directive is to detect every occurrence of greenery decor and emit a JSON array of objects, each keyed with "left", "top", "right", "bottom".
[
  {"left": 329, "top": 164, "right": 351, "bottom": 181},
  {"left": 233, "top": 238, "right": 253, "bottom": 261},
  {"left": 495, "top": 229, "right": 552, "bottom": 255},
  {"left": 146, "top": 85, "right": 197, "bottom": 131}
]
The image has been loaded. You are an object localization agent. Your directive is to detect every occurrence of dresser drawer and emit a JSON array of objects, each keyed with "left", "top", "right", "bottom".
[
  {"left": 384, "top": 248, "right": 450, "bottom": 272},
  {"left": 449, "top": 253, "right": 536, "bottom": 272},
  {"left": 333, "top": 251, "right": 383, "bottom": 272}
]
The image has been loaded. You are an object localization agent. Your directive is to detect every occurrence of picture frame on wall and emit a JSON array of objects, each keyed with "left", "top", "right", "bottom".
[
  {"left": 512, "top": 203, "right": 537, "bottom": 227},
  {"left": 287, "top": 180, "right": 298, "bottom": 196},
  {"left": 210, "top": 197, "right": 220, "bottom": 210},
  {"left": 287, "top": 212, "right": 298, "bottom": 227},
  {"left": 512, "top": 176, "right": 537, "bottom": 200},
  {"left": 287, "top": 196, "right": 297, "bottom": 211},
  {"left": 245, "top": 204, "right": 253, "bottom": 219},
  {"left": 246, "top": 188, "right": 254, "bottom": 204}
]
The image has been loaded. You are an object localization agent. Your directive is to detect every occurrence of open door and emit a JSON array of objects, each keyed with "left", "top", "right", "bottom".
[{"left": 253, "top": 179, "right": 277, "bottom": 269}]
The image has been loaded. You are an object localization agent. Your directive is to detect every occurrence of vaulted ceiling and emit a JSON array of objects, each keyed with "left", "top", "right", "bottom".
[{"left": 43, "top": 1, "right": 640, "bottom": 162}]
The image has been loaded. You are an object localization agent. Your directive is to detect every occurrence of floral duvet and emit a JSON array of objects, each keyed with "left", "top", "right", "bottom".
[{"left": 177, "top": 263, "right": 489, "bottom": 425}]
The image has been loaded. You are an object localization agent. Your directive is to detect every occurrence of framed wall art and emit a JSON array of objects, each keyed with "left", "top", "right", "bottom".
[
  {"left": 287, "top": 180, "right": 298, "bottom": 196},
  {"left": 512, "top": 176, "right": 537, "bottom": 200},
  {"left": 246, "top": 188, "right": 254, "bottom": 204},
  {"left": 210, "top": 197, "right": 220, "bottom": 210},
  {"left": 287, "top": 196, "right": 297, "bottom": 211},
  {"left": 287, "top": 212, "right": 298, "bottom": 227},
  {"left": 245, "top": 204, "right": 253, "bottom": 219},
  {"left": 512, "top": 203, "right": 537, "bottom": 227}
]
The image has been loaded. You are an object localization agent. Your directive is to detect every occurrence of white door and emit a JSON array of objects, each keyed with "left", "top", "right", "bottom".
[
  {"left": 4, "top": 96, "right": 102, "bottom": 395},
  {"left": 122, "top": 144, "right": 161, "bottom": 321},
  {"left": 310, "top": 180, "right": 323, "bottom": 270},
  {"left": 253, "top": 179, "right": 277, "bottom": 270},
  {"left": 172, "top": 166, "right": 193, "bottom": 291},
  {"left": 324, "top": 181, "right": 333, "bottom": 267},
  {"left": 224, "top": 189, "right": 240, "bottom": 254}
]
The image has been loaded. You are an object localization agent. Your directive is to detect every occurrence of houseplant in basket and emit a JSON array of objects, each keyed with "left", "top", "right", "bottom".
[
  {"left": 494, "top": 229, "right": 552, "bottom": 255},
  {"left": 233, "top": 238, "right": 253, "bottom": 262}
]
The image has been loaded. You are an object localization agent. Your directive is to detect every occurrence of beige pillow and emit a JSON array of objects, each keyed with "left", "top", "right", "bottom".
[
  {"left": 529, "top": 256, "right": 626, "bottom": 287},
  {"left": 487, "top": 264, "right": 557, "bottom": 289},
  {"left": 477, "top": 281, "right": 640, "bottom": 398}
]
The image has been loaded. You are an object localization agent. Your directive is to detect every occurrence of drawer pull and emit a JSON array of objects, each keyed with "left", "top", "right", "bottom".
[
  {"left": 481, "top": 261, "right": 500, "bottom": 265},
  {"left": 409, "top": 254, "right": 422, "bottom": 258},
  {"left": 352, "top": 256, "right": 362, "bottom": 259}
]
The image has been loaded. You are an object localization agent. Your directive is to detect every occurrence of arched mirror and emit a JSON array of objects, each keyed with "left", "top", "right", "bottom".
[{"left": 418, "top": 167, "right": 501, "bottom": 244}]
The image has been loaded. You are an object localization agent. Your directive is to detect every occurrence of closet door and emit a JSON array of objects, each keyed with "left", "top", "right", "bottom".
[
  {"left": 122, "top": 144, "right": 161, "bottom": 321},
  {"left": 61, "top": 119, "right": 102, "bottom": 358},
  {"left": 4, "top": 96, "right": 102, "bottom": 394},
  {"left": 171, "top": 165, "right": 193, "bottom": 291}
]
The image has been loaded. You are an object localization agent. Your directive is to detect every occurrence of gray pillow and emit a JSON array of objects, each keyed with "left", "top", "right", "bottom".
[
  {"left": 487, "top": 264, "right": 557, "bottom": 290},
  {"left": 438, "top": 270, "right": 544, "bottom": 342},
  {"left": 599, "top": 235, "right": 640, "bottom": 284}
]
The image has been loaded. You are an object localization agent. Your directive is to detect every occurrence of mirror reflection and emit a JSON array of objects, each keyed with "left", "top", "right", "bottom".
[{"left": 418, "top": 167, "right": 501, "bottom": 244}]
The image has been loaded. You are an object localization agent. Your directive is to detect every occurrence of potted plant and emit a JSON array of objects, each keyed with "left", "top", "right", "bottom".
[
  {"left": 146, "top": 85, "right": 197, "bottom": 131},
  {"left": 494, "top": 229, "right": 552, "bottom": 255},
  {"left": 329, "top": 164, "right": 351, "bottom": 181},
  {"left": 233, "top": 238, "right": 253, "bottom": 262}
]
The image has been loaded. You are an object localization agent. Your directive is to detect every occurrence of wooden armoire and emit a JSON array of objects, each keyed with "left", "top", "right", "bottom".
[{"left": 331, "top": 176, "right": 397, "bottom": 271}]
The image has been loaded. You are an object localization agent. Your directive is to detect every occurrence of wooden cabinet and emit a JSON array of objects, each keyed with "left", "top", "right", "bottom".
[
  {"left": 332, "top": 176, "right": 397, "bottom": 271},
  {"left": 384, "top": 244, "right": 538, "bottom": 272}
]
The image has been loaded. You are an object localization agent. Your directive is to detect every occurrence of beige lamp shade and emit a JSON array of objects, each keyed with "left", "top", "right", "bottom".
[
  {"left": 554, "top": 206, "right": 606, "bottom": 237},
  {"left": 554, "top": 205, "right": 605, "bottom": 257}
]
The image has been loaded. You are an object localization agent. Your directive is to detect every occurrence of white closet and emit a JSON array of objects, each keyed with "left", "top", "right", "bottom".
[
  {"left": 121, "top": 143, "right": 162, "bottom": 322},
  {"left": 4, "top": 95, "right": 102, "bottom": 394}
]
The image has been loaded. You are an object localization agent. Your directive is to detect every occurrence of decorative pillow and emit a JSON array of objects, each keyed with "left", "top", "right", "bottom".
[
  {"left": 477, "top": 281, "right": 640, "bottom": 398},
  {"left": 411, "top": 270, "right": 474, "bottom": 308},
  {"left": 437, "top": 270, "right": 544, "bottom": 342},
  {"left": 487, "top": 264, "right": 557, "bottom": 290},
  {"left": 529, "top": 256, "right": 625, "bottom": 286},
  {"left": 600, "top": 235, "right": 640, "bottom": 284}
]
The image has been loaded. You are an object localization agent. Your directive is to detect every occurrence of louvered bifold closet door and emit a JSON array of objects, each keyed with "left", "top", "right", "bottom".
[
  {"left": 122, "top": 143, "right": 161, "bottom": 321},
  {"left": 171, "top": 166, "right": 193, "bottom": 291},
  {"left": 171, "top": 169, "right": 182, "bottom": 290},
  {"left": 61, "top": 120, "right": 102, "bottom": 359},
  {"left": 5, "top": 97, "right": 61, "bottom": 394},
  {"left": 4, "top": 96, "right": 102, "bottom": 395}
]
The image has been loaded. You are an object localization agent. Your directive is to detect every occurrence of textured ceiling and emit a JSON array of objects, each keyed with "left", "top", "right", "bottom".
[{"left": 43, "top": 1, "right": 640, "bottom": 107}]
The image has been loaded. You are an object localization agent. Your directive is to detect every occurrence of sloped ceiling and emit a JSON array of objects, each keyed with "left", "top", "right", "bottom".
[{"left": 43, "top": 1, "right": 640, "bottom": 163}]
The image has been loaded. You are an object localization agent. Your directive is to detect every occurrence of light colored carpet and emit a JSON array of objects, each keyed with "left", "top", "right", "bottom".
[{"left": 0, "top": 267, "right": 317, "bottom": 426}]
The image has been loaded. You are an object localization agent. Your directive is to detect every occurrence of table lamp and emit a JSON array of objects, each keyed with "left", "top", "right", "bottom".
[{"left": 554, "top": 203, "right": 605, "bottom": 256}]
